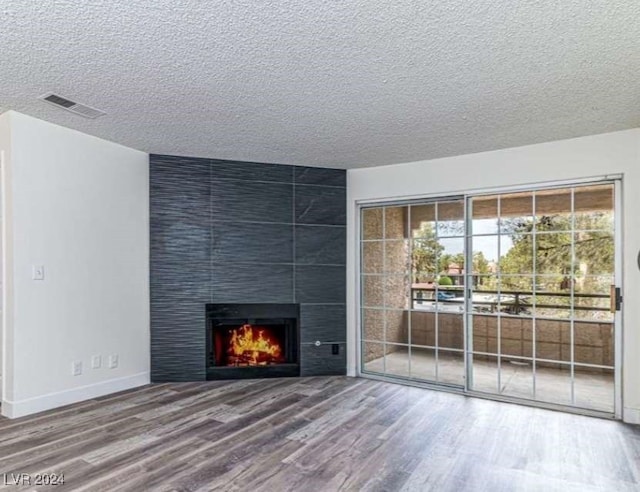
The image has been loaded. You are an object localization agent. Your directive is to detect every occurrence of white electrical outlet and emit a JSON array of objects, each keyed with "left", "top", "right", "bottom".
[
  {"left": 108, "top": 354, "right": 118, "bottom": 369},
  {"left": 72, "top": 361, "right": 82, "bottom": 376},
  {"left": 91, "top": 355, "right": 102, "bottom": 369}
]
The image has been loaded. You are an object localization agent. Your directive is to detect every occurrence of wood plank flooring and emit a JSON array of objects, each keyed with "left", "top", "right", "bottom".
[{"left": 0, "top": 376, "right": 639, "bottom": 491}]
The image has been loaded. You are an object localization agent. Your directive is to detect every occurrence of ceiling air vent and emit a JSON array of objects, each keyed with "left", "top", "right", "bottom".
[{"left": 39, "top": 93, "right": 106, "bottom": 119}]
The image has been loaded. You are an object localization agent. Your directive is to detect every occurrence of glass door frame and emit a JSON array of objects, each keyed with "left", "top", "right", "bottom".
[
  {"left": 356, "top": 176, "right": 623, "bottom": 419},
  {"left": 358, "top": 196, "right": 467, "bottom": 389}
]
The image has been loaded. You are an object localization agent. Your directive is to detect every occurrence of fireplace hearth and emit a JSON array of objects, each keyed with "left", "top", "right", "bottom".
[{"left": 206, "top": 304, "right": 300, "bottom": 380}]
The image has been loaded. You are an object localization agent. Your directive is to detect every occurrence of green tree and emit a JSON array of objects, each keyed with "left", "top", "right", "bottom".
[
  {"left": 412, "top": 223, "right": 443, "bottom": 283},
  {"left": 438, "top": 252, "right": 489, "bottom": 275},
  {"left": 439, "top": 252, "right": 464, "bottom": 273},
  {"left": 500, "top": 213, "right": 613, "bottom": 281},
  {"left": 473, "top": 251, "right": 490, "bottom": 275},
  {"left": 499, "top": 212, "right": 614, "bottom": 318}
]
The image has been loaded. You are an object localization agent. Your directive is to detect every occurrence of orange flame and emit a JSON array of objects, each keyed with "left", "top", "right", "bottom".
[{"left": 227, "top": 324, "right": 283, "bottom": 366}]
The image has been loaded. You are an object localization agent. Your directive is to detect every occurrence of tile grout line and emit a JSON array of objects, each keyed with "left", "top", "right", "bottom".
[
  {"left": 207, "top": 176, "right": 346, "bottom": 189},
  {"left": 212, "top": 219, "right": 346, "bottom": 227},
  {"left": 292, "top": 166, "right": 296, "bottom": 304},
  {"left": 210, "top": 161, "right": 214, "bottom": 307},
  {"left": 199, "top": 262, "right": 346, "bottom": 267}
]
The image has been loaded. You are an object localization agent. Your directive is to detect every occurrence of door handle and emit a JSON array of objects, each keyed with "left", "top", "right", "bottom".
[{"left": 610, "top": 285, "right": 622, "bottom": 313}]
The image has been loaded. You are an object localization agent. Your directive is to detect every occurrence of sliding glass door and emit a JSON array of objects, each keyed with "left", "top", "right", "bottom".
[
  {"left": 361, "top": 198, "right": 467, "bottom": 387},
  {"left": 467, "top": 184, "right": 616, "bottom": 413},
  {"left": 359, "top": 181, "right": 619, "bottom": 416}
]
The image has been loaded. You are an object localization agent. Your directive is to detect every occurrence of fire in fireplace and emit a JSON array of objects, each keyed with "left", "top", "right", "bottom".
[
  {"left": 218, "top": 323, "right": 285, "bottom": 366},
  {"left": 206, "top": 303, "right": 300, "bottom": 379}
]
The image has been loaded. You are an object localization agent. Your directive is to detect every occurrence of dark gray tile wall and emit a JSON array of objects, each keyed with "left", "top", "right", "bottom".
[
  {"left": 300, "top": 343, "right": 347, "bottom": 376},
  {"left": 150, "top": 156, "right": 211, "bottom": 381},
  {"left": 295, "top": 185, "right": 346, "bottom": 225},
  {"left": 210, "top": 263, "right": 294, "bottom": 303},
  {"left": 211, "top": 180, "right": 293, "bottom": 223},
  {"left": 212, "top": 222, "right": 294, "bottom": 264},
  {"left": 150, "top": 157, "right": 347, "bottom": 381},
  {"left": 295, "top": 266, "right": 346, "bottom": 304},
  {"left": 295, "top": 225, "right": 345, "bottom": 265}
]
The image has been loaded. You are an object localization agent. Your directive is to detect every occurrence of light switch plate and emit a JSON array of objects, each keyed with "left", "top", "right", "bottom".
[
  {"left": 72, "top": 361, "right": 82, "bottom": 376},
  {"left": 108, "top": 354, "right": 118, "bottom": 369},
  {"left": 91, "top": 355, "right": 102, "bottom": 369},
  {"left": 32, "top": 265, "right": 45, "bottom": 280}
]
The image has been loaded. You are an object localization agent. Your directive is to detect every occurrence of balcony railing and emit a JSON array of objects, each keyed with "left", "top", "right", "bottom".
[{"left": 412, "top": 287, "right": 611, "bottom": 319}]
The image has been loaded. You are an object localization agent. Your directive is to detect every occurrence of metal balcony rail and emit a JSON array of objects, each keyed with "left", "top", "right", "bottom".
[{"left": 412, "top": 287, "right": 610, "bottom": 315}]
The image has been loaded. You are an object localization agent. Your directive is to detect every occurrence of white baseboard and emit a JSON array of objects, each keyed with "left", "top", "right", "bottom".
[
  {"left": 1, "top": 372, "right": 150, "bottom": 419},
  {"left": 623, "top": 407, "right": 640, "bottom": 425}
]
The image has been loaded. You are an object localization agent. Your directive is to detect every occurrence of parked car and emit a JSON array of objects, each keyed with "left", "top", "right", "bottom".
[{"left": 437, "top": 291, "right": 457, "bottom": 301}]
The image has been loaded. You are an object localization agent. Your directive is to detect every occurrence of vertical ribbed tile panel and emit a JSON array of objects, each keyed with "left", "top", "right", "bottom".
[
  {"left": 212, "top": 221, "right": 293, "bottom": 264},
  {"left": 300, "top": 343, "right": 347, "bottom": 376},
  {"left": 299, "top": 304, "right": 347, "bottom": 344},
  {"left": 211, "top": 263, "right": 294, "bottom": 303},
  {"left": 295, "top": 265, "right": 346, "bottom": 304},
  {"left": 210, "top": 159, "right": 294, "bottom": 183},
  {"left": 211, "top": 180, "right": 293, "bottom": 223},
  {"left": 151, "top": 154, "right": 347, "bottom": 380},
  {"left": 295, "top": 225, "right": 345, "bottom": 265},
  {"left": 150, "top": 156, "right": 211, "bottom": 381}
]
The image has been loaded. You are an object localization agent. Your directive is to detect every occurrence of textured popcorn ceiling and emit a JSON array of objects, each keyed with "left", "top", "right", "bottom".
[{"left": 1, "top": 1, "right": 639, "bottom": 168}]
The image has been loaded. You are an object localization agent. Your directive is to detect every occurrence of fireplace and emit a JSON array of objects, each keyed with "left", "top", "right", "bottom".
[{"left": 206, "top": 303, "right": 300, "bottom": 379}]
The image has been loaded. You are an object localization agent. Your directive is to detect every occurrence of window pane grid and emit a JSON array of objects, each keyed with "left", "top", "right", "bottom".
[
  {"left": 532, "top": 192, "right": 537, "bottom": 399},
  {"left": 570, "top": 188, "right": 576, "bottom": 405},
  {"left": 361, "top": 182, "right": 615, "bottom": 414},
  {"left": 466, "top": 185, "right": 613, "bottom": 411}
]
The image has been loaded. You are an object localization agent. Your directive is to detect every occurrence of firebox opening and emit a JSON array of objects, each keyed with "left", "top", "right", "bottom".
[
  {"left": 214, "top": 323, "right": 286, "bottom": 367},
  {"left": 206, "top": 304, "right": 300, "bottom": 379}
]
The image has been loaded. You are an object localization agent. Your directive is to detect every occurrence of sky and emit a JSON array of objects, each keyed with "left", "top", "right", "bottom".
[{"left": 439, "top": 219, "right": 514, "bottom": 262}]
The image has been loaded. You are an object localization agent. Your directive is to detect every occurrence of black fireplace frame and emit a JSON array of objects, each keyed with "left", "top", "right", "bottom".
[{"left": 205, "top": 303, "right": 300, "bottom": 380}]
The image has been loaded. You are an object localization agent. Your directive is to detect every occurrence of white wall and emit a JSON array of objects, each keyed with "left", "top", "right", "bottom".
[
  {"left": 347, "top": 129, "right": 640, "bottom": 423},
  {"left": 0, "top": 111, "right": 150, "bottom": 418},
  {"left": 0, "top": 113, "right": 10, "bottom": 397}
]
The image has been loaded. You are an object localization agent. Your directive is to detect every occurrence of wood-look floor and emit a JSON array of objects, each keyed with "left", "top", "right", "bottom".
[{"left": 1, "top": 377, "right": 639, "bottom": 491}]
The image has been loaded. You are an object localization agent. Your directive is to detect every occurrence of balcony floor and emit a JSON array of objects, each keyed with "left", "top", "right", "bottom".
[{"left": 364, "top": 350, "right": 614, "bottom": 413}]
